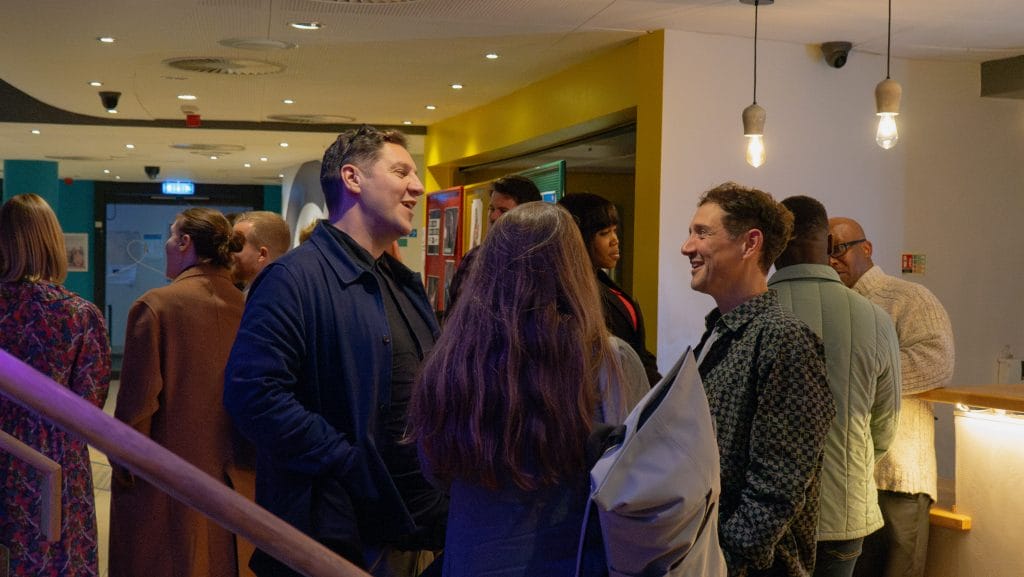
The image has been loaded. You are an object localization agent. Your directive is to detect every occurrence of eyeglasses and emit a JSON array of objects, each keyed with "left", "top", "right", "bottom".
[{"left": 830, "top": 238, "right": 866, "bottom": 258}]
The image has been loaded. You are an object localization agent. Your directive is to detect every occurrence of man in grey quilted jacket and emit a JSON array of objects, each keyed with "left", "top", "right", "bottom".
[{"left": 769, "top": 196, "right": 901, "bottom": 577}]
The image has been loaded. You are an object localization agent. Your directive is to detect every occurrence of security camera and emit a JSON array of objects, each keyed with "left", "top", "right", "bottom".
[
  {"left": 99, "top": 91, "right": 121, "bottom": 110},
  {"left": 821, "top": 41, "right": 852, "bottom": 69},
  {"left": 145, "top": 166, "right": 160, "bottom": 180}
]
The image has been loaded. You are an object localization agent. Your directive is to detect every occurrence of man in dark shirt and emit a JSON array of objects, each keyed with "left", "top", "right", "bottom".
[
  {"left": 224, "top": 126, "right": 447, "bottom": 576},
  {"left": 682, "top": 182, "right": 835, "bottom": 577}
]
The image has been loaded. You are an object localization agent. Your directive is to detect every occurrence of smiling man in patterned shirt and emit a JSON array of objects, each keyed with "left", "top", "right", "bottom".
[{"left": 682, "top": 182, "right": 835, "bottom": 577}]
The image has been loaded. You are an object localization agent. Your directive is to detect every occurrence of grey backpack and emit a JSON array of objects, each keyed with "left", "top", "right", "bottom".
[{"left": 576, "top": 348, "right": 727, "bottom": 577}]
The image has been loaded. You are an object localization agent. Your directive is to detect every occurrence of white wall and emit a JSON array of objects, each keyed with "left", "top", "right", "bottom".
[
  {"left": 656, "top": 29, "right": 1024, "bottom": 577},
  {"left": 657, "top": 29, "right": 903, "bottom": 362}
]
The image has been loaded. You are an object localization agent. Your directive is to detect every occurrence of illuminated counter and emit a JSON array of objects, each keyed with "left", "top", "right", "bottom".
[{"left": 919, "top": 385, "right": 1024, "bottom": 576}]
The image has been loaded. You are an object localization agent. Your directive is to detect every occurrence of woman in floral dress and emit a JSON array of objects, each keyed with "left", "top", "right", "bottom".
[{"left": 0, "top": 193, "right": 111, "bottom": 577}]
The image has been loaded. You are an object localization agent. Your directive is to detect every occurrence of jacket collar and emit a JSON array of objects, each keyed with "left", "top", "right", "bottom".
[
  {"left": 172, "top": 262, "right": 231, "bottom": 283},
  {"left": 767, "top": 263, "right": 844, "bottom": 286},
  {"left": 704, "top": 289, "right": 779, "bottom": 335},
  {"left": 309, "top": 221, "right": 421, "bottom": 288}
]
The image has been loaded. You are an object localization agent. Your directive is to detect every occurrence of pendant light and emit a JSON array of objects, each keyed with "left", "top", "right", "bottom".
[
  {"left": 741, "top": 0, "right": 772, "bottom": 168},
  {"left": 875, "top": 0, "right": 902, "bottom": 149}
]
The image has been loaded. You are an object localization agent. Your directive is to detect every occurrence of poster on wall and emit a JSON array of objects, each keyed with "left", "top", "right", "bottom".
[
  {"left": 423, "top": 187, "right": 464, "bottom": 314},
  {"left": 65, "top": 233, "right": 89, "bottom": 272},
  {"left": 443, "top": 206, "right": 459, "bottom": 256},
  {"left": 426, "top": 276, "right": 440, "bottom": 310},
  {"left": 426, "top": 209, "right": 441, "bottom": 256}
]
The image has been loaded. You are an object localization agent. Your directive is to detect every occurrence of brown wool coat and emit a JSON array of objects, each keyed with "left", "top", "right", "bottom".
[{"left": 109, "top": 264, "right": 254, "bottom": 577}]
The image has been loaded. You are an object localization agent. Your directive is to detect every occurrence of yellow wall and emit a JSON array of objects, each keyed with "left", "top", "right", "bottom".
[{"left": 424, "top": 31, "right": 663, "bottom": 351}]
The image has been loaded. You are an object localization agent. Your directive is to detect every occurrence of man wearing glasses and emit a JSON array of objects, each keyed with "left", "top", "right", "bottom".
[
  {"left": 769, "top": 197, "right": 901, "bottom": 577},
  {"left": 829, "top": 217, "right": 955, "bottom": 577}
]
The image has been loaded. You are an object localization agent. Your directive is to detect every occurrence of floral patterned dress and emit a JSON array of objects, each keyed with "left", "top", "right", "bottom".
[{"left": 1, "top": 280, "right": 111, "bottom": 577}]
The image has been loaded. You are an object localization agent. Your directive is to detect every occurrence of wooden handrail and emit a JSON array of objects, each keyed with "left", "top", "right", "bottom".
[
  {"left": 0, "top": 429, "right": 61, "bottom": 541},
  {"left": 0, "top": 348, "right": 370, "bottom": 577}
]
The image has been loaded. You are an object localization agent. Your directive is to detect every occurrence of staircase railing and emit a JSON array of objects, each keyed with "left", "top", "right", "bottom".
[{"left": 0, "top": 347, "right": 370, "bottom": 577}]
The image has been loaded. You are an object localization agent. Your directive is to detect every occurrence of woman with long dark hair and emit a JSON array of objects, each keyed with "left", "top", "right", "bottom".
[
  {"left": 558, "top": 193, "right": 661, "bottom": 386},
  {"left": 1, "top": 194, "right": 111, "bottom": 577},
  {"left": 409, "top": 202, "right": 647, "bottom": 576}
]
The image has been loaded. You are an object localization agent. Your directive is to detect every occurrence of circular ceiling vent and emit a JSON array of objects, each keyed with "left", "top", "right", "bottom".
[
  {"left": 164, "top": 57, "right": 285, "bottom": 75},
  {"left": 170, "top": 144, "right": 246, "bottom": 152},
  {"left": 266, "top": 114, "right": 357, "bottom": 124},
  {"left": 219, "top": 38, "right": 296, "bottom": 51}
]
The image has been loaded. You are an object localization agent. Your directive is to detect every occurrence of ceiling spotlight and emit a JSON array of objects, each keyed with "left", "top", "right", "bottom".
[
  {"left": 210, "top": 155, "right": 219, "bottom": 160},
  {"left": 177, "top": 94, "right": 197, "bottom": 101},
  {"left": 125, "top": 143, "right": 135, "bottom": 149},
  {"left": 259, "top": 156, "right": 269, "bottom": 162},
  {"left": 278, "top": 173, "right": 284, "bottom": 178},
  {"left": 31, "top": 129, "right": 41, "bottom": 135},
  {"left": 98, "top": 36, "right": 116, "bottom": 43},
  {"left": 244, "top": 163, "right": 252, "bottom": 168},
  {"left": 115, "top": 175, "right": 121, "bottom": 180},
  {"left": 279, "top": 142, "right": 289, "bottom": 148},
  {"left": 402, "top": 120, "right": 413, "bottom": 125},
  {"left": 103, "top": 169, "right": 110, "bottom": 174},
  {"left": 89, "top": 80, "right": 103, "bottom": 87},
  {"left": 450, "top": 83, "right": 464, "bottom": 90},
  {"left": 282, "top": 98, "right": 295, "bottom": 104},
  {"left": 425, "top": 104, "right": 437, "bottom": 110},
  {"left": 107, "top": 109, "right": 118, "bottom": 114},
  {"left": 289, "top": 21, "right": 322, "bottom": 30},
  {"left": 485, "top": 53, "right": 500, "bottom": 60}
]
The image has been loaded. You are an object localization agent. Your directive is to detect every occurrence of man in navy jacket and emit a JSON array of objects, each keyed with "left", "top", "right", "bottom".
[{"left": 225, "top": 126, "right": 447, "bottom": 576}]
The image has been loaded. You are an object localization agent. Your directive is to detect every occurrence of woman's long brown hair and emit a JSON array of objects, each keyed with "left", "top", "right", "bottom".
[{"left": 409, "top": 202, "right": 616, "bottom": 491}]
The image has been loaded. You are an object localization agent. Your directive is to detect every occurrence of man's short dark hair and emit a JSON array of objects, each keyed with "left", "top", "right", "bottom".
[
  {"left": 491, "top": 175, "right": 541, "bottom": 205},
  {"left": 699, "top": 182, "right": 794, "bottom": 272},
  {"left": 320, "top": 125, "right": 408, "bottom": 207},
  {"left": 780, "top": 195, "right": 828, "bottom": 242}
]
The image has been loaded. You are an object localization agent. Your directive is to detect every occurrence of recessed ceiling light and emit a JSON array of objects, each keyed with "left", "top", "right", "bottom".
[
  {"left": 107, "top": 109, "right": 118, "bottom": 114},
  {"left": 30, "top": 129, "right": 41, "bottom": 135},
  {"left": 103, "top": 169, "right": 110, "bottom": 174},
  {"left": 89, "top": 80, "right": 103, "bottom": 87},
  {"left": 244, "top": 163, "right": 252, "bottom": 168},
  {"left": 177, "top": 94, "right": 197, "bottom": 101},
  {"left": 485, "top": 53, "right": 500, "bottom": 60},
  {"left": 402, "top": 120, "right": 413, "bottom": 125},
  {"left": 125, "top": 143, "right": 135, "bottom": 149},
  {"left": 210, "top": 155, "right": 219, "bottom": 160},
  {"left": 260, "top": 156, "right": 269, "bottom": 162},
  {"left": 282, "top": 98, "right": 295, "bottom": 104},
  {"left": 115, "top": 175, "right": 121, "bottom": 180},
  {"left": 279, "top": 142, "right": 289, "bottom": 148},
  {"left": 450, "top": 83, "right": 464, "bottom": 90},
  {"left": 278, "top": 173, "right": 284, "bottom": 178},
  {"left": 288, "top": 21, "right": 322, "bottom": 30},
  {"left": 98, "top": 36, "right": 116, "bottom": 43},
  {"left": 425, "top": 104, "right": 436, "bottom": 110}
]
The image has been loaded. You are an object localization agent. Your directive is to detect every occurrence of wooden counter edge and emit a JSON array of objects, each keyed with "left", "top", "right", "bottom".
[{"left": 930, "top": 507, "right": 971, "bottom": 531}]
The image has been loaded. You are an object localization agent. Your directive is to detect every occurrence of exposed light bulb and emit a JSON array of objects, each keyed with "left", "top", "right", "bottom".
[
  {"left": 876, "top": 113, "right": 899, "bottom": 149},
  {"left": 745, "top": 135, "right": 766, "bottom": 168}
]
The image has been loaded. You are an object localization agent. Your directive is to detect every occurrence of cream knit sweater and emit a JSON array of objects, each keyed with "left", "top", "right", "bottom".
[{"left": 853, "top": 265, "right": 955, "bottom": 500}]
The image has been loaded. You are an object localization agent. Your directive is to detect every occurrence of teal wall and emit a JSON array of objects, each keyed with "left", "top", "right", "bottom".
[
  {"left": 2, "top": 160, "right": 59, "bottom": 207},
  {"left": 57, "top": 180, "right": 96, "bottom": 303},
  {"left": 264, "top": 185, "right": 282, "bottom": 213}
]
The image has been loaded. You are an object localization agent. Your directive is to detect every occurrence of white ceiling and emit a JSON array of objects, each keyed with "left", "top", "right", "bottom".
[{"left": 2, "top": 0, "right": 1022, "bottom": 185}]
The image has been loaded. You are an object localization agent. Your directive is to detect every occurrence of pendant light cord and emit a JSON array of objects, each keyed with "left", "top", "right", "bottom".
[
  {"left": 886, "top": 0, "right": 892, "bottom": 79},
  {"left": 752, "top": 0, "right": 759, "bottom": 104}
]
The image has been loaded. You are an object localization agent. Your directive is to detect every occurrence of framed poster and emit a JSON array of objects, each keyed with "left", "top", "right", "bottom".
[
  {"left": 443, "top": 206, "right": 459, "bottom": 256},
  {"left": 65, "top": 233, "right": 89, "bottom": 272}
]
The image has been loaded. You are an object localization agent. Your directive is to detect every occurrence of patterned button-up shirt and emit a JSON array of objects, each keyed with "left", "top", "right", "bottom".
[{"left": 696, "top": 290, "right": 835, "bottom": 577}]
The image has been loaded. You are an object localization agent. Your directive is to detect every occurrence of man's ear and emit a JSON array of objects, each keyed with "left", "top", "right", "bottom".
[
  {"left": 742, "top": 229, "right": 763, "bottom": 259},
  {"left": 179, "top": 234, "right": 191, "bottom": 251},
  {"left": 862, "top": 239, "right": 874, "bottom": 257},
  {"left": 341, "top": 164, "right": 361, "bottom": 194},
  {"left": 258, "top": 246, "right": 270, "bottom": 263}
]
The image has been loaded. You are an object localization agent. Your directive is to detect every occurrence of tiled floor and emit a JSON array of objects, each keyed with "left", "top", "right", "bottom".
[{"left": 89, "top": 379, "right": 118, "bottom": 577}]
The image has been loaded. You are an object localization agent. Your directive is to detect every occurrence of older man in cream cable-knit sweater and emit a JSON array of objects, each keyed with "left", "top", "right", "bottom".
[{"left": 829, "top": 217, "right": 955, "bottom": 577}]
